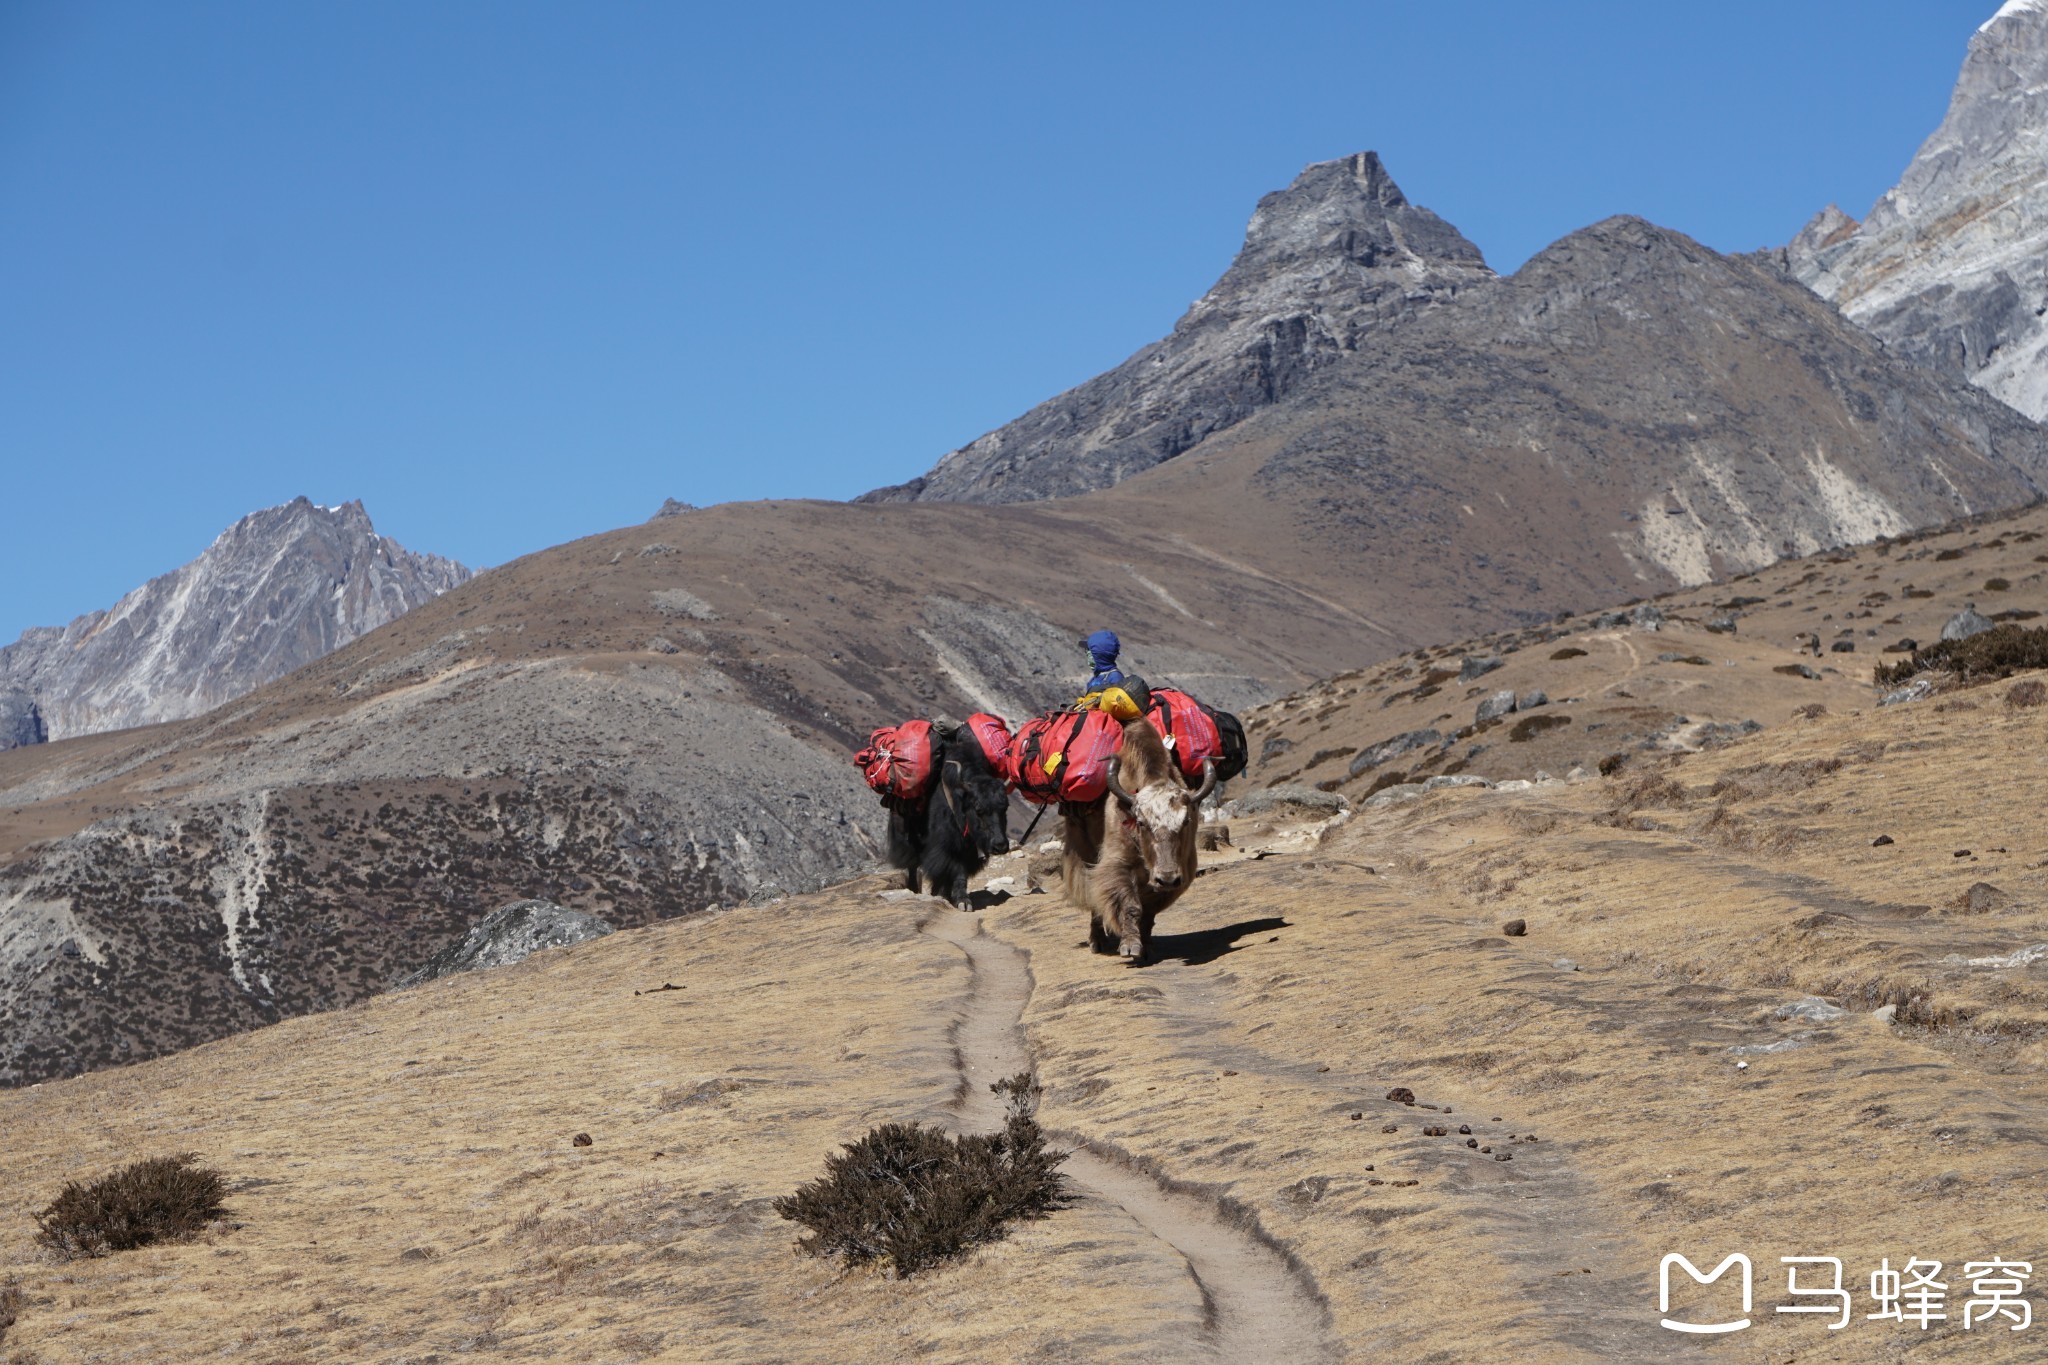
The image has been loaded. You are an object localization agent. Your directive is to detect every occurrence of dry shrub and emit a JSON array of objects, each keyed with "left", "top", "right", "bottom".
[
  {"left": 1597, "top": 752, "right": 1630, "bottom": 777},
  {"left": 0, "top": 1280, "right": 19, "bottom": 1345},
  {"left": 1874, "top": 626, "right": 2048, "bottom": 686},
  {"left": 1362, "top": 769, "right": 1412, "bottom": 797},
  {"left": 1608, "top": 770, "right": 1687, "bottom": 816},
  {"left": 34, "top": 1154, "right": 228, "bottom": 1259},
  {"left": 1794, "top": 703, "right": 1828, "bottom": 720},
  {"left": 1709, "top": 757, "right": 1843, "bottom": 802},
  {"left": 2008, "top": 680, "right": 2048, "bottom": 710},
  {"left": 776, "top": 1076, "right": 1067, "bottom": 1277},
  {"left": 1986, "top": 577, "right": 2013, "bottom": 592},
  {"left": 1508, "top": 713, "right": 1572, "bottom": 742},
  {"left": 1549, "top": 646, "right": 1589, "bottom": 661}
]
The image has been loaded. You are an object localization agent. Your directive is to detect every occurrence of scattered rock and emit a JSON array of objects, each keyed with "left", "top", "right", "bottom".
[
  {"left": 1955, "top": 849, "right": 1973, "bottom": 859},
  {"left": 1466, "top": 1138, "right": 1479, "bottom": 1148},
  {"left": 1349, "top": 1112, "right": 1363, "bottom": 1121},
  {"left": 649, "top": 498, "right": 696, "bottom": 519},
  {"left": 1364, "top": 783, "right": 1428, "bottom": 808},
  {"left": 1830, "top": 640, "right": 1857, "bottom": 653},
  {"left": 1705, "top": 613, "right": 1739, "bottom": 634},
  {"left": 1873, "top": 1004, "right": 1899, "bottom": 1024},
  {"left": 1495, "top": 1152, "right": 1513, "bottom": 1161},
  {"left": 1774, "top": 663, "right": 1822, "bottom": 680},
  {"left": 1475, "top": 690, "right": 1518, "bottom": 723},
  {"left": 1631, "top": 604, "right": 1665, "bottom": 631},
  {"left": 1880, "top": 679, "right": 1934, "bottom": 707},
  {"left": 1423, "top": 1125, "right": 1448, "bottom": 1137},
  {"left": 1423, "top": 774, "right": 1491, "bottom": 791},
  {"left": 645, "top": 636, "right": 681, "bottom": 655},
  {"left": 1696, "top": 719, "right": 1764, "bottom": 748},
  {"left": 1386, "top": 1087, "right": 1416, "bottom": 1105},
  {"left": 1872, "top": 834, "right": 1895, "bottom": 846},
  {"left": 572, "top": 1133, "right": 593, "bottom": 1147},
  {"left": 1223, "top": 785, "right": 1349, "bottom": 818},
  {"left": 1553, "top": 958, "right": 1580, "bottom": 972},
  {"left": 1458, "top": 1124, "right": 1472, "bottom": 1134},
  {"left": 1459, "top": 656, "right": 1505, "bottom": 682},
  {"left": 1518, "top": 689, "right": 1549, "bottom": 710},
  {"left": 1501, "top": 918, "right": 1527, "bottom": 937},
  {"left": 1949, "top": 881, "right": 2011, "bottom": 914},
  {"left": 1775, "top": 997, "right": 1848, "bottom": 1023}
]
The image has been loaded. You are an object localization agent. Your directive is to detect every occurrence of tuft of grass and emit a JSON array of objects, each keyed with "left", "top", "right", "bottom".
[
  {"left": 1873, "top": 625, "right": 2048, "bottom": 687},
  {"left": 2008, "top": 680, "right": 2047, "bottom": 710},
  {"left": 0, "top": 1280, "right": 20, "bottom": 1346},
  {"left": 34, "top": 1154, "right": 229, "bottom": 1259},
  {"left": 1985, "top": 577, "right": 2012, "bottom": 592},
  {"left": 775, "top": 1076, "right": 1067, "bottom": 1278}
]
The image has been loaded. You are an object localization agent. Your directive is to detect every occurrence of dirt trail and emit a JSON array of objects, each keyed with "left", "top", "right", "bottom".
[{"left": 922, "top": 905, "right": 1342, "bottom": 1363}]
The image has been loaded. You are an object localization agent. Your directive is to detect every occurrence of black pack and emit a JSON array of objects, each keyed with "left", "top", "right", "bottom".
[{"left": 1203, "top": 704, "right": 1249, "bottom": 781}]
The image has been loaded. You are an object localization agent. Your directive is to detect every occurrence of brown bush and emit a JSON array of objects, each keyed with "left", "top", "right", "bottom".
[
  {"left": 0, "top": 1280, "right": 19, "bottom": 1346},
  {"left": 775, "top": 1076, "right": 1067, "bottom": 1277},
  {"left": 1507, "top": 714, "right": 1572, "bottom": 742},
  {"left": 1873, "top": 625, "right": 2048, "bottom": 686},
  {"left": 34, "top": 1154, "right": 228, "bottom": 1259},
  {"left": 1549, "top": 646, "right": 1589, "bottom": 661},
  {"left": 2008, "top": 680, "right": 2048, "bottom": 710},
  {"left": 1986, "top": 577, "right": 2013, "bottom": 592},
  {"left": 1362, "top": 769, "right": 1412, "bottom": 797},
  {"left": 1597, "top": 752, "right": 1629, "bottom": 777}
]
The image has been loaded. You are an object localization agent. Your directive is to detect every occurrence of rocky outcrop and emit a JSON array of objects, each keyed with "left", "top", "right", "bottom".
[
  {"left": 0, "top": 692, "right": 43, "bottom": 750},
  {"left": 1781, "top": 2, "right": 2048, "bottom": 419},
  {"left": 396, "top": 900, "right": 614, "bottom": 987},
  {"left": 0, "top": 498, "right": 468, "bottom": 749},
  {"left": 862, "top": 152, "right": 1493, "bottom": 503}
]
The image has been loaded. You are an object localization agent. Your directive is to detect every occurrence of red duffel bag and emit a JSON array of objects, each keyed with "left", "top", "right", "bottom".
[
  {"left": 963, "top": 711, "right": 1014, "bottom": 780},
  {"left": 854, "top": 719, "right": 936, "bottom": 800},
  {"left": 1145, "top": 688, "right": 1224, "bottom": 785},
  {"left": 1012, "top": 708, "right": 1124, "bottom": 805}
]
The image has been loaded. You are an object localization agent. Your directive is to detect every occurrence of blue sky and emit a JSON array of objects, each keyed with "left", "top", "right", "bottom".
[{"left": 0, "top": 0, "right": 2001, "bottom": 640}]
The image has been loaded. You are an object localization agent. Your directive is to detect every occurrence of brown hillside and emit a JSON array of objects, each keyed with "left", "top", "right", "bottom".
[{"left": 7, "top": 655, "right": 2048, "bottom": 1358}]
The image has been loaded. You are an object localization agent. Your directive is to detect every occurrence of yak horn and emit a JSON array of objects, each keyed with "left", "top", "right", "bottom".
[
  {"left": 1189, "top": 757, "right": 1217, "bottom": 803},
  {"left": 1106, "top": 757, "right": 1136, "bottom": 808}
]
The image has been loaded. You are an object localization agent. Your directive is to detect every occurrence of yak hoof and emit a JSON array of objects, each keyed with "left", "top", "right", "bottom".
[{"left": 1118, "top": 936, "right": 1145, "bottom": 961}]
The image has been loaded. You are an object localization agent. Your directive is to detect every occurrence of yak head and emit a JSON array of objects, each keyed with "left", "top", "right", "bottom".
[
  {"left": 939, "top": 748, "right": 1012, "bottom": 861},
  {"left": 1107, "top": 754, "right": 1215, "bottom": 891}
]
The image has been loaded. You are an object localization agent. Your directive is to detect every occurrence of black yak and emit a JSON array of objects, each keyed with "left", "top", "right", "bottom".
[{"left": 885, "top": 724, "right": 1013, "bottom": 908}]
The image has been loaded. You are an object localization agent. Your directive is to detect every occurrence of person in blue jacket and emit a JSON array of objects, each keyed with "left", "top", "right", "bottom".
[{"left": 1082, "top": 629, "right": 1125, "bottom": 690}]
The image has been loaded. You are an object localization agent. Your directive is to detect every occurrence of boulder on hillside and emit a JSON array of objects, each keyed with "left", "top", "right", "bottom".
[
  {"left": 397, "top": 900, "right": 615, "bottom": 988},
  {"left": 651, "top": 498, "right": 697, "bottom": 519},
  {"left": 1348, "top": 729, "right": 1441, "bottom": 776},
  {"left": 1458, "top": 655, "right": 1504, "bottom": 682},
  {"left": 1942, "top": 607, "right": 1994, "bottom": 642},
  {"left": 1476, "top": 690, "right": 1518, "bottom": 723}
]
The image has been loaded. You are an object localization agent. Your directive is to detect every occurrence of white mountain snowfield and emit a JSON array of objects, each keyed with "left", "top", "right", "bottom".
[{"left": 1985, "top": 0, "right": 2048, "bottom": 34}]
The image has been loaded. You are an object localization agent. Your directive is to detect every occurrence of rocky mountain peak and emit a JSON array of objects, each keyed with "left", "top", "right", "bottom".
[
  {"left": 1216, "top": 151, "right": 1485, "bottom": 286},
  {"left": 0, "top": 497, "right": 469, "bottom": 747},
  {"left": 1782, "top": 2, "right": 2048, "bottom": 418},
  {"left": 861, "top": 152, "right": 1492, "bottom": 504}
]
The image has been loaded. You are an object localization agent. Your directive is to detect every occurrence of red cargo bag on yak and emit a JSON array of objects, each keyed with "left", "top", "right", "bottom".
[
  {"left": 854, "top": 719, "right": 936, "bottom": 801},
  {"left": 1143, "top": 688, "right": 1226, "bottom": 785},
  {"left": 1012, "top": 708, "right": 1123, "bottom": 805},
  {"left": 962, "top": 712, "right": 1014, "bottom": 782}
]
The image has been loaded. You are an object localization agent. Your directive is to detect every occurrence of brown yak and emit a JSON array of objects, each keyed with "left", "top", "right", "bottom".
[{"left": 1062, "top": 717, "right": 1216, "bottom": 962}]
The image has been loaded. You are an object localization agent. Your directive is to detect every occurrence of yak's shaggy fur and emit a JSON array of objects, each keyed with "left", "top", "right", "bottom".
[
  {"left": 1062, "top": 718, "right": 1214, "bottom": 961},
  {"left": 884, "top": 724, "right": 1013, "bottom": 907}
]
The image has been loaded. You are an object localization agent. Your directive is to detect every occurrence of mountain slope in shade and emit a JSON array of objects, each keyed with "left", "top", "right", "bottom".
[
  {"left": 0, "top": 497, "right": 470, "bottom": 748},
  {"left": 1782, "top": 1, "right": 2048, "bottom": 418},
  {"left": 863, "top": 152, "right": 1494, "bottom": 504}
]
